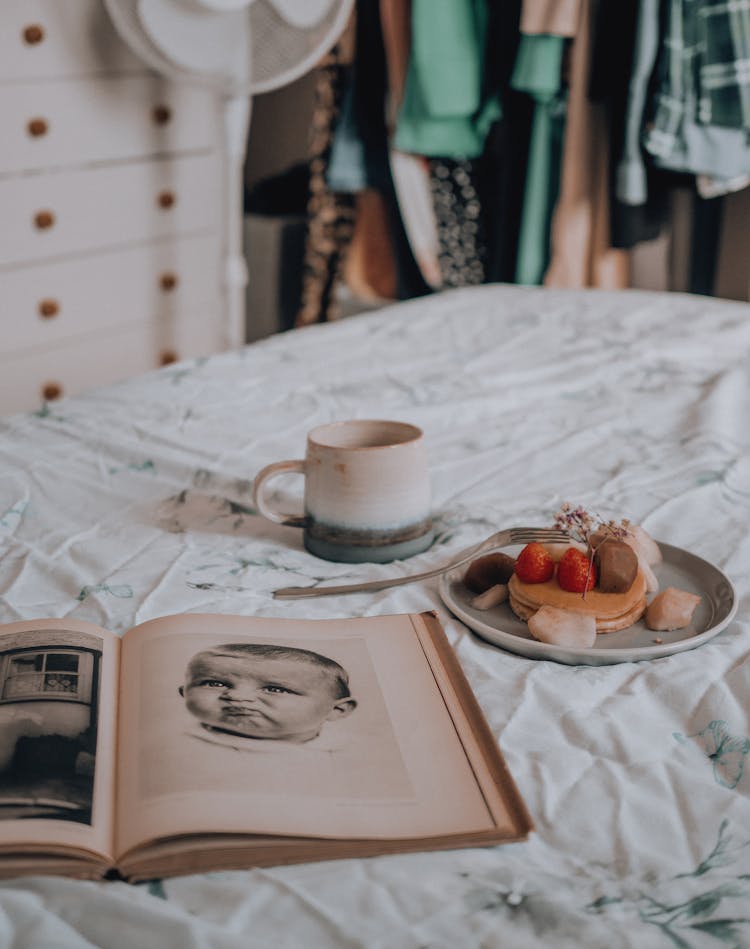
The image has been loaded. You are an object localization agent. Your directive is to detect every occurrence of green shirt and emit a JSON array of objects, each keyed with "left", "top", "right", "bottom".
[
  {"left": 510, "top": 34, "right": 567, "bottom": 285},
  {"left": 394, "top": 0, "right": 501, "bottom": 159}
]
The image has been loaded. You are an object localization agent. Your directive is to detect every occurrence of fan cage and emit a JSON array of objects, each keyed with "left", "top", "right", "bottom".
[{"left": 249, "top": 0, "right": 352, "bottom": 92}]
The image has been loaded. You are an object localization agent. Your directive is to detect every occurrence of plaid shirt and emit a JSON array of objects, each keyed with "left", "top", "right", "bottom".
[{"left": 645, "top": 0, "right": 750, "bottom": 163}]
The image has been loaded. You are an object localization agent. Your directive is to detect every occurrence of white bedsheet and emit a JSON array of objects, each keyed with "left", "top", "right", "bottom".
[{"left": 0, "top": 284, "right": 749, "bottom": 948}]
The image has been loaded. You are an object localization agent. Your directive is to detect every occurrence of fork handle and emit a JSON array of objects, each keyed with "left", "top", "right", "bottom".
[
  {"left": 273, "top": 569, "right": 445, "bottom": 599},
  {"left": 272, "top": 539, "right": 494, "bottom": 599},
  {"left": 272, "top": 526, "right": 568, "bottom": 599}
]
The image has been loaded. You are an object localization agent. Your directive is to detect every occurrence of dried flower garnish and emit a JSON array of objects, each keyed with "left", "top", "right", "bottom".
[
  {"left": 552, "top": 503, "right": 633, "bottom": 598},
  {"left": 552, "top": 502, "right": 631, "bottom": 544}
]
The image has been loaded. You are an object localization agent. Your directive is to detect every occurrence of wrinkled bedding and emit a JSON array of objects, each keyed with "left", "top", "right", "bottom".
[{"left": 0, "top": 284, "right": 749, "bottom": 948}]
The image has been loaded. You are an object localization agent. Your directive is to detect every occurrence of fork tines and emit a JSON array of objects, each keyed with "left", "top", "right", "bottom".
[{"left": 509, "top": 527, "right": 570, "bottom": 545}]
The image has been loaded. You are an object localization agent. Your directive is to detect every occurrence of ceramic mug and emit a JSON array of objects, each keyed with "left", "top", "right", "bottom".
[{"left": 253, "top": 419, "right": 433, "bottom": 563}]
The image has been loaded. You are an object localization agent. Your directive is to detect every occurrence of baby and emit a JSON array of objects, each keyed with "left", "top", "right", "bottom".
[{"left": 179, "top": 643, "right": 357, "bottom": 745}]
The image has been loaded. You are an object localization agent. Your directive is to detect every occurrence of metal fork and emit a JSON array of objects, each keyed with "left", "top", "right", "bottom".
[{"left": 272, "top": 526, "right": 569, "bottom": 599}]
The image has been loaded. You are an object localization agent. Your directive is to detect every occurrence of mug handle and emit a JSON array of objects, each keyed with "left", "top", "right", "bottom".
[{"left": 253, "top": 460, "right": 307, "bottom": 527}]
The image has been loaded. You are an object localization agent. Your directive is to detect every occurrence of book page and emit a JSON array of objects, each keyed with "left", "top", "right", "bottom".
[
  {"left": 115, "top": 613, "right": 497, "bottom": 858},
  {"left": 0, "top": 619, "right": 119, "bottom": 862}
]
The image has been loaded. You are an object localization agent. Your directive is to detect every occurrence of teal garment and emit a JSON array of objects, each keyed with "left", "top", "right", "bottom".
[
  {"left": 394, "top": 0, "right": 501, "bottom": 160},
  {"left": 510, "top": 34, "right": 567, "bottom": 286},
  {"left": 327, "top": 80, "right": 369, "bottom": 192}
]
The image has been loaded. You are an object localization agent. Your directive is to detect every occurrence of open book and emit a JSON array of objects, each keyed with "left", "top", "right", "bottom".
[{"left": 0, "top": 611, "right": 532, "bottom": 882}]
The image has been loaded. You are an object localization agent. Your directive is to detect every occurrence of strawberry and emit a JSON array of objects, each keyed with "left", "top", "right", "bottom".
[
  {"left": 557, "top": 547, "right": 597, "bottom": 593},
  {"left": 514, "top": 542, "right": 554, "bottom": 584}
]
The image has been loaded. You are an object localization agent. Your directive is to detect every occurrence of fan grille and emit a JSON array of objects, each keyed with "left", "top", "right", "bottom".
[
  {"left": 250, "top": 0, "right": 351, "bottom": 91},
  {"left": 105, "top": 0, "right": 353, "bottom": 94}
]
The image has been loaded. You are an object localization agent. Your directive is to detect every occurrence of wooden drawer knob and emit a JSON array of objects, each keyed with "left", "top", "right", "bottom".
[
  {"left": 157, "top": 190, "right": 176, "bottom": 210},
  {"left": 23, "top": 24, "right": 45, "bottom": 45},
  {"left": 34, "top": 210, "right": 55, "bottom": 230},
  {"left": 27, "top": 117, "right": 49, "bottom": 137},
  {"left": 38, "top": 298, "right": 60, "bottom": 318},
  {"left": 42, "top": 382, "right": 63, "bottom": 401},
  {"left": 153, "top": 105, "right": 172, "bottom": 126},
  {"left": 159, "top": 349, "right": 178, "bottom": 366},
  {"left": 159, "top": 272, "right": 178, "bottom": 292}
]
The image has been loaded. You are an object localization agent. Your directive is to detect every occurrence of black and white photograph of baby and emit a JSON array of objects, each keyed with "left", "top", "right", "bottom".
[
  {"left": 180, "top": 643, "right": 357, "bottom": 747},
  {"left": 139, "top": 634, "right": 414, "bottom": 801},
  {"left": 0, "top": 631, "right": 102, "bottom": 824}
]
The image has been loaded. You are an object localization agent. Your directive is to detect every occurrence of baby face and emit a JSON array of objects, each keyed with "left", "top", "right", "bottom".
[{"left": 182, "top": 653, "right": 350, "bottom": 743}]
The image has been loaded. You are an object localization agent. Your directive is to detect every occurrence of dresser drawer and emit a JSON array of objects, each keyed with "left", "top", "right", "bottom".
[
  {"left": 0, "top": 154, "right": 221, "bottom": 267},
  {"left": 0, "top": 307, "right": 225, "bottom": 416},
  {"left": 0, "top": 235, "right": 220, "bottom": 355},
  {"left": 0, "top": 76, "right": 219, "bottom": 176},
  {"left": 0, "top": 0, "right": 144, "bottom": 82}
]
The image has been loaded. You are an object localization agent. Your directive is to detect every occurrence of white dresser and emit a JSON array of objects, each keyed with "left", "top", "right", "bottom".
[{"left": 0, "top": 0, "right": 226, "bottom": 416}]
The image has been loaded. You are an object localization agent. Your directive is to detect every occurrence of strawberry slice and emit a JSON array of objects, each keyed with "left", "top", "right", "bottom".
[
  {"left": 557, "top": 547, "right": 597, "bottom": 593},
  {"left": 514, "top": 542, "right": 554, "bottom": 584}
]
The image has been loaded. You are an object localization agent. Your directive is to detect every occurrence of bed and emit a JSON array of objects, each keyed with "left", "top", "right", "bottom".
[{"left": 0, "top": 283, "right": 748, "bottom": 948}]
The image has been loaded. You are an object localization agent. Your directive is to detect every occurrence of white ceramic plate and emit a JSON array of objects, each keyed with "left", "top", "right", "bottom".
[{"left": 438, "top": 542, "right": 737, "bottom": 666}]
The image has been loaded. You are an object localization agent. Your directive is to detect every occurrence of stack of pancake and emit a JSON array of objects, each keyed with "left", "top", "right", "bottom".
[{"left": 508, "top": 570, "right": 648, "bottom": 632}]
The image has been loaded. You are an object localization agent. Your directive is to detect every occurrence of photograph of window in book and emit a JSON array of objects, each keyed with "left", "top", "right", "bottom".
[
  {"left": 0, "top": 630, "right": 102, "bottom": 825},
  {"left": 138, "top": 632, "right": 414, "bottom": 801}
]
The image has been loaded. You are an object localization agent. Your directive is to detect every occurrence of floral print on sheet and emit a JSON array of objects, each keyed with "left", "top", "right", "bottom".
[
  {"left": 674, "top": 721, "right": 750, "bottom": 790},
  {"left": 587, "top": 820, "right": 750, "bottom": 948}
]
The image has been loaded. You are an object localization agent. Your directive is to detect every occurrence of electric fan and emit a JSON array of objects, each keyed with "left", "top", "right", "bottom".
[{"left": 104, "top": 0, "right": 355, "bottom": 348}]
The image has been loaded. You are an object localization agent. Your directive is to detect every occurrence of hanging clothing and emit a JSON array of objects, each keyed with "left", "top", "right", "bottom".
[
  {"left": 296, "top": 24, "right": 357, "bottom": 327},
  {"left": 476, "top": 0, "right": 532, "bottom": 284},
  {"left": 520, "top": 0, "right": 582, "bottom": 36},
  {"left": 379, "top": 0, "right": 411, "bottom": 124},
  {"left": 394, "top": 0, "right": 501, "bottom": 159},
  {"left": 477, "top": 102, "right": 534, "bottom": 283},
  {"left": 381, "top": 0, "right": 442, "bottom": 289},
  {"left": 614, "top": 0, "right": 661, "bottom": 206},
  {"left": 543, "top": 0, "right": 630, "bottom": 288},
  {"left": 326, "top": 79, "right": 370, "bottom": 193},
  {"left": 324, "top": 4, "right": 399, "bottom": 303},
  {"left": 389, "top": 151, "right": 442, "bottom": 289},
  {"left": 696, "top": 172, "right": 750, "bottom": 199},
  {"left": 344, "top": 0, "right": 429, "bottom": 301},
  {"left": 343, "top": 189, "right": 399, "bottom": 301},
  {"left": 428, "top": 158, "right": 487, "bottom": 287},
  {"left": 510, "top": 33, "right": 567, "bottom": 285},
  {"left": 643, "top": 0, "right": 750, "bottom": 181},
  {"left": 299, "top": 0, "right": 429, "bottom": 324},
  {"left": 589, "top": 0, "right": 671, "bottom": 248}
]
